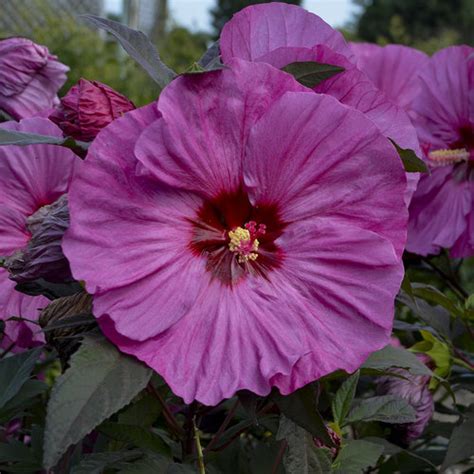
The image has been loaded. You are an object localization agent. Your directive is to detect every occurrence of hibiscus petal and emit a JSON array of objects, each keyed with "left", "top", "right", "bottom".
[
  {"left": 0, "top": 118, "right": 78, "bottom": 215},
  {"left": 350, "top": 43, "right": 429, "bottom": 111},
  {"left": 244, "top": 91, "right": 408, "bottom": 257},
  {"left": 270, "top": 218, "right": 402, "bottom": 393},
  {"left": 407, "top": 167, "right": 471, "bottom": 256},
  {"left": 0, "top": 270, "right": 46, "bottom": 347},
  {"left": 220, "top": 2, "right": 352, "bottom": 63},
  {"left": 63, "top": 104, "right": 208, "bottom": 330},
  {"left": 413, "top": 46, "right": 473, "bottom": 147},
  {"left": 135, "top": 59, "right": 307, "bottom": 197},
  {"left": 257, "top": 44, "right": 421, "bottom": 204}
]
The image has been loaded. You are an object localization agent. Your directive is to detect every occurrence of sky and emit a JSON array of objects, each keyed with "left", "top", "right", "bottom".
[{"left": 105, "top": 0, "right": 358, "bottom": 32}]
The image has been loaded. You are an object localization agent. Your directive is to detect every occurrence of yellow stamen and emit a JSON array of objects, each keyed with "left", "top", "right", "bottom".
[
  {"left": 428, "top": 148, "right": 469, "bottom": 167},
  {"left": 228, "top": 226, "right": 260, "bottom": 263}
]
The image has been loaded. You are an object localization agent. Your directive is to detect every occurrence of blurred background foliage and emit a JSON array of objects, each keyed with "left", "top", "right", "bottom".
[{"left": 1, "top": 0, "right": 472, "bottom": 104}]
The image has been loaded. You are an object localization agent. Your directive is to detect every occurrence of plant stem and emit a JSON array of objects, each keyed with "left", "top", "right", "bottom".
[
  {"left": 147, "top": 383, "right": 185, "bottom": 437},
  {"left": 271, "top": 440, "right": 287, "bottom": 474},
  {"left": 421, "top": 257, "right": 468, "bottom": 299},
  {"left": 204, "top": 399, "right": 239, "bottom": 452},
  {"left": 193, "top": 415, "right": 206, "bottom": 474}
]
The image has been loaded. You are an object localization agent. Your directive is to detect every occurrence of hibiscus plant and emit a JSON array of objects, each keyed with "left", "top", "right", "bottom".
[{"left": 0, "top": 4, "right": 473, "bottom": 473}]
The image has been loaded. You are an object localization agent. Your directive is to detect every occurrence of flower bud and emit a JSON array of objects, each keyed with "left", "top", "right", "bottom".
[
  {"left": 49, "top": 79, "right": 135, "bottom": 141},
  {"left": 0, "top": 37, "right": 68, "bottom": 119},
  {"left": 4, "top": 194, "right": 71, "bottom": 283},
  {"left": 377, "top": 367, "right": 434, "bottom": 445}
]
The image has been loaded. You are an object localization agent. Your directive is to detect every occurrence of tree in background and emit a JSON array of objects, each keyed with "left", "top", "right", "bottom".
[
  {"left": 353, "top": 0, "right": 474, "bottom": 53},
  {"left": 211, "top": 0, "right": 302, "bottom": 37}
]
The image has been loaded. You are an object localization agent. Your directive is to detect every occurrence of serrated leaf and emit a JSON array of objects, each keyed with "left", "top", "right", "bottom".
[
  {"left": 99, "top": 422, "right": 170, "bottom": 455},
  {"left": 332, "top": 371, "right": 359, "bottom": 427},
  {"left": 81, "top": 15, "right": 176, "bottom": 87},
  {"left": 332, "top": 440, "right": 383, "bottom": 473},
  {"left": 70, "top": 450, "right": 142, "bottom": 474},
  {"left": 390, "top": 140, "right": 428, "bottom": 173},
  {"left": 346, "top": 395, "right": 416, "bottom": 424},
  {"left": 43, "top": 335, "right": 152, "bottom": 469},
  {"left": 362, "top": 344, "right": 433, "bottom": 377},
  {"left": 0, "top": 347, "right": 42, "bottom": 409},
  {"left": 277, "top": 415, "right": 332, "bottom": 474},
  {"left": 0, "top": 129, "right": 65, "bottom": 146},
  {"left": 273, "top": 384, "right": 333, "bottom": 446},
  {"left": 282, "top": 61, "right": 344, "bottom": 88},
  {"left": 441, "top": 406, "right": 474, "bottom": 470}
]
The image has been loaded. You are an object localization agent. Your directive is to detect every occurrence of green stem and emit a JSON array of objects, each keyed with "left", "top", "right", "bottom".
[{"left": 193, "top": 416, "right": 206, "bottom": 474}]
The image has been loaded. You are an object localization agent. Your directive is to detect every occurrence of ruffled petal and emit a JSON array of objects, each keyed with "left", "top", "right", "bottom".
[
  {"left": 98, "top": 274, "right": 310, "bottom": 405},
  {"left": 135, "top": 59, "right": 307, "bottom": 197},
  {"left": 220, "top": 2, "right": 352, "bottom": 63},
  {"left": 350, "top": 43, "right": 429, "bottom": 111},
  {"left": 0, "top": 206, "right": 30, "bottom": 255},
  {"left": 270, "top": 218, "right": 402, "bottom": 393},
  {"left": 244, "top": 91, "right": 408, "bottom": 257},
  {"left": 0, "top": 118, "right": 78, "bottom": 215},
  {"left": 407, "top": 167, "right": 472, "bottom": 256},
  {"left": 64, "top": 105, "right": 208, "bottom": 335},
  {"left": 257, "top": 44, "right": 421, "bottom": 204}
]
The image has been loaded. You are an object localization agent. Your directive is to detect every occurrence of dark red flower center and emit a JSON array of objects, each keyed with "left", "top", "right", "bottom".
[{"left": 189, "top": 187, "right": 286, "bottom": 285}]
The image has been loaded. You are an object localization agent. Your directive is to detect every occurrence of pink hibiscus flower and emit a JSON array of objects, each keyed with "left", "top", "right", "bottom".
[
  {"left": 220, "top": 3, "right": 421, "bottom": 204},
  {"left": 0, "top": 38, "right": 69, "bottom": 120},
  {"left": 0, "top": 118, "right": 78, "bottom": 351},
  {"left": 406, "top": 46, "right": 474, "bottom": 257},
  {"left": 63, "top": 59, "right": 408, "bottom": 405}
]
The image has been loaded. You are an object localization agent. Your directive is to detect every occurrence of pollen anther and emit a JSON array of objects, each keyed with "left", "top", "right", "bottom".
[
  {"left": 228, "top": 221, "right": 266, "bottom": 263},
  {"left": 428, "top": 148, "right": 469, "bottom": 167}
]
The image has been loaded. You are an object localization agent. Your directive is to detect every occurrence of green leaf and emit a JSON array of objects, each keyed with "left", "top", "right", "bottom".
[
  {"left": 0, "top": 347, "right": 42, "bottom": 409},
  {"left": 441, "top": 406, "right": 474, "bottom": 470},
  {"left": 81, "top": 15, "right": 176, "bottom": 87},
  {"left": 410, "top": 330, "right": 451, "bottom": 388},
  {"left": 99, "top": 422, "right": 170, "bottom": 456},
  {"left": 0, "top": 380, "right": 47, "bottom": 422},
  {"left": 282, "top": 61, "right": 344, "bottom": 88},
  {"left": 0, "top": 129, "right": 65, "bottom": 146},
  {"left": 411, "top": 283, "right": 464, "bottom": 318},
  {"left": 332, "top": 440, "right": 383, "bottom": 473},
  {"left": 273, "top": 384, "right": 333, "bottom": 446},
  {"left": 43, "top": 335, "right": 152, "bottom": 469},
  {"left": 362, "top": 344, "right": 433, "bottom": 377},
  {"left": 277, "top": 415, "right": 333, "bottom": 474},
  {"left": 118, "top": 392, "right": 162, "bottom": 427},
  {"left": 70, "top": 450, "right": 142, "bottom": 474},
  {"left": 332, "top": 371, "right": 359, "bottom": 427},
  {"left": 390, "top": 140, "right": 428, "bottom": 173},
  {"left": 346, "top": 395, "right": 416, "bottom": 424},
  {"left": 198, "top": 40, "right": 223, "bottom": 70}
]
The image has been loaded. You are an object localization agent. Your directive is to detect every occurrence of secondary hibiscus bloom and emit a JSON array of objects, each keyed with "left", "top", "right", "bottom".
[
  {"left": 220, "top": 3, "right": 421, "bottom": 203},
  {"left": 63, "top": 59, "right": 407, "bottom": 405},
  {"left": 407, "top": 46, "right": 474, "bottom": 257},
  {"left": 0, "top": 38, "right": 68, "bottom": 120},
  {"left": 0, "top": 118, "right": 78, "bottom": 351},
  {"left": 49, "top": 79, "right": 135, "bottom": 142}
]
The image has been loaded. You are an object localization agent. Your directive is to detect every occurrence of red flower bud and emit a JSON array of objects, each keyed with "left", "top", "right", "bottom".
[{"left": 49, "top": 79, "right": 135, "bottom": 141}]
